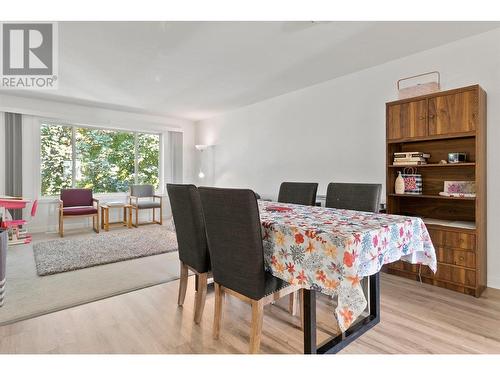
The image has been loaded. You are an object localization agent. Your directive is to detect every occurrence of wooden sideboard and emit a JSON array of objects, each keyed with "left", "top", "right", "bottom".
[{"left": 384, "top": 84, "right": 487, "bottom": 297}]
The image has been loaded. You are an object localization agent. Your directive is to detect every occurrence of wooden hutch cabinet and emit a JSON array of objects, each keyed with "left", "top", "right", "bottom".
[{"left": 384, "top": 85, "right": 487, "bottom": 297}]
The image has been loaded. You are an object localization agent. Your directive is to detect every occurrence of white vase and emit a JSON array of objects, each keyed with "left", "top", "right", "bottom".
[{"left": 395, "top": 171, "right": 405, "bottom": 194}]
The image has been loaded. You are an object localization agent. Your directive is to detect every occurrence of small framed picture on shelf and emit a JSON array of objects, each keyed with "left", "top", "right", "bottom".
[
  {"left": 448, "top": 152, "right": 467, "bottom": 164},
  {"left": 439, "top": 180, "right": 476, "bottom": 198}
]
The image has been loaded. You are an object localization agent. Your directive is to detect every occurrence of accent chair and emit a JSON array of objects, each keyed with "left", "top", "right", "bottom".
[
  {"left": 129, "top": 184, "right": 163, "bottom": 227},
  {"left": 199, "top": 187, "right": 300, "bottom": 354},
  {"left": 59, "top": 188, "right": 99, "bottom": 237}
]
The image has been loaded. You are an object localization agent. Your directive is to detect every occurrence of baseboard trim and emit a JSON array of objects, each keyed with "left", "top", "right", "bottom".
[
  {"left": 30, "top": 215, "right": 173, "bottom": 234},
  {"left": 487, "top": 276, "right": 500, "bottom": 290}
]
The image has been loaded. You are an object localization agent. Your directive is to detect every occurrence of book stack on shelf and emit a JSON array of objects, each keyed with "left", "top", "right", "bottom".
[{"left": 393, "top": 151, "right": 430, "bottom": 166}]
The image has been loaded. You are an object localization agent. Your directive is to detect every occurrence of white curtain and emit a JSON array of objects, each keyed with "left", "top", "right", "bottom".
[{"left": 165, "top": 131, "right": 183, "bottom": 185}]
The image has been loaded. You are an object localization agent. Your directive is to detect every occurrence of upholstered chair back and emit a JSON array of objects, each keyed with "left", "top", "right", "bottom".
[
  {"left": 130, "top": 184, "right": 154, "bottom": 198},
  {"left": 325, "top": 183, "right": 382, "bottom": 213},
  {"left": 199, "top": 187, "right": 268, "bottom": 300},
  {"left": 278, "top": 182, "right": 318, "bottom": 206},
  {"left": 167, "top": 184, "right": 210, "bottom": 274},
  {"left": 60, "top": 189, "right": 93, "bottom": 207}
]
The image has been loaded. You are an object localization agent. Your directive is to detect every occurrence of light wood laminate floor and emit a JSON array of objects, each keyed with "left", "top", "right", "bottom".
[{"left": 0, "top": 273, "right": 499, "bottom": 354}]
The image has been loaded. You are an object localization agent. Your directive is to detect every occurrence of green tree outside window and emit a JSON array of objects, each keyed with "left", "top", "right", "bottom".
[
  {"left": 40, "top": 124, "right": 73, "bottom": 196},
  {"left": 40, "top": 123, "right": 161, "bottom": 196},
  {"left": 137, "top": 133, "right": 160, "bottom": 187}
]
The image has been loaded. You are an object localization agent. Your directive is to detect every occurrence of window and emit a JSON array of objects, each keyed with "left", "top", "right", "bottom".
[
  {"left": 40, "top": 123, "right": 161, "bottom": 196},
  {"left": 137, "top": 133, "right": 160, "bottom": 187}
]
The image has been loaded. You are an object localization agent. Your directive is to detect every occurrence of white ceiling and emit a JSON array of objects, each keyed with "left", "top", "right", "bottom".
[{"left": 10, "top": 21, "right": 500, "bottom": 121}]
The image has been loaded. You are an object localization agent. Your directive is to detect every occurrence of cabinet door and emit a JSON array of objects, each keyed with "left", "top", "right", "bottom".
[
  {"left": 387, "top": 100, "right": 427, "bottom": 140},
  {"left": 428, "top": 90, "right": 478, "bottom": 135}
]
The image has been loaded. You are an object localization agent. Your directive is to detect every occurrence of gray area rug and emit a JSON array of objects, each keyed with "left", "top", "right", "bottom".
[
  {"left": 33, "top": 225, "right": 178, "bottom": 276},
  {"left": 0, "top": 223, "right": 183, "bottom": 326}
]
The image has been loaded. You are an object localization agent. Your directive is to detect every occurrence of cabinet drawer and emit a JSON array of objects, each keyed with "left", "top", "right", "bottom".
[
  {"left": 428, "top": 229, "right": 476, "bottom": 251},
  {"left": 435, "top": 246, "right": 475, "bottom": 268},
  {"left": 387, "top": 261, "right": 410, "bottom": 272},
  {"left": 422, "top": 263, "right": 476, "bottom": 287},
  {"left": 387, "top": 261, "right": 419, "bottom": 274}
]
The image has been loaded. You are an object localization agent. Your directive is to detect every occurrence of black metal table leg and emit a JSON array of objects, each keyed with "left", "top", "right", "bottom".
[
  {"left": 303, "top": 288, "right": 317, "bottom": 354},
  {"left": 302, "top": 272, "right": 381, "bottom": 354},
  {"left": 369, "top": 271, "right": 380, "bottom": 318}
]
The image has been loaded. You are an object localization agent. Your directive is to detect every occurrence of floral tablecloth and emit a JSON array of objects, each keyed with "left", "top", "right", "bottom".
[{"left": 258, "top": 200, "right": 437, "bottom": 332}]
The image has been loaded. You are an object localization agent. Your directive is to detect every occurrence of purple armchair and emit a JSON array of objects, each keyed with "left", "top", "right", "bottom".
[{"left": 59, "top": 189, "right": 99, "bottom": 237}]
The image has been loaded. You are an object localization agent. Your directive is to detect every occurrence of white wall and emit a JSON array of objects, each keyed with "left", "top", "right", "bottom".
[
  {"left": 196, "top": 28, "right": 500, "bottom": 289},
  {"left": 0, "top": 94, "right": 197, "bottom": 233}
]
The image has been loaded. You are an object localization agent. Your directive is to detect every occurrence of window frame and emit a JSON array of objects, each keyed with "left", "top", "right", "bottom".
[{"left": 38, "top": 120, "right": 162, "bottom": 198}]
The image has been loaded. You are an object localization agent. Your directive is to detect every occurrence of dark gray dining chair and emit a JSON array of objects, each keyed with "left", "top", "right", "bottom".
[
  {"left": 167, "top": 184, "right": 210, "bottom": 324},
  {"left": 278, "top": 182, "right": 318, "bottom": 206},
  {"left": 129, "top": 184, "right": 163, "bottom": 227},
  {"left": 198, "top": 187, "right": 300, "bottom": 354},
  {"left": 325, "top": 183, "right": 382, "bottom": 213},
  {"left": 278, "top": 181, "right": 318, "bottom": 315}
]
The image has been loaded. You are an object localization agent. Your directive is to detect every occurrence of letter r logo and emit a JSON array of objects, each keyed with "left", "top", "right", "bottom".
[{"left": 2, "top": 23, "right": 53, "bottom": 75}]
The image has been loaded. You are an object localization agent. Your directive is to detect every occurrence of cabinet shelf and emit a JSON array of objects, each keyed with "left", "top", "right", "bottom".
[
  {"left": 422, "top": 218, "right": 476, "bottom": 231},
  {"left": 388, "top": 162, "right": 475, "bottom": 168},
  {"left": 388, "top": 193, "right": 475, "bottom": 201},
  {"left": 387, "top": 132, "right": 476, "bottom": 144}
]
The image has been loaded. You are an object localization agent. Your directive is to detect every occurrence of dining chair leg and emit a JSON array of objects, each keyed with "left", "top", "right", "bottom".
[
  {"left": 194, "top": 272, "right": 208, "bottom": 324},
  {"left": 213, "top": 282, "right": 224, "bottom": 340},
  {"left": 177, "top": 262, "right": 189, "bottom": 306},
  {"left": 249, "top": 300, "right": 264, "bottom": 354},
  {"left": 160, "top": 199, "right": 163, "bottom": 225},
  {"left": 59, "top": 214, "right": 64, "bottom": 238}
]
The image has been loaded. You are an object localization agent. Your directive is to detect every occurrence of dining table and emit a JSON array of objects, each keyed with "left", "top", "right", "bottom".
[{"left": 258, "top": 200, "right": 437, "bottom": 354}]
